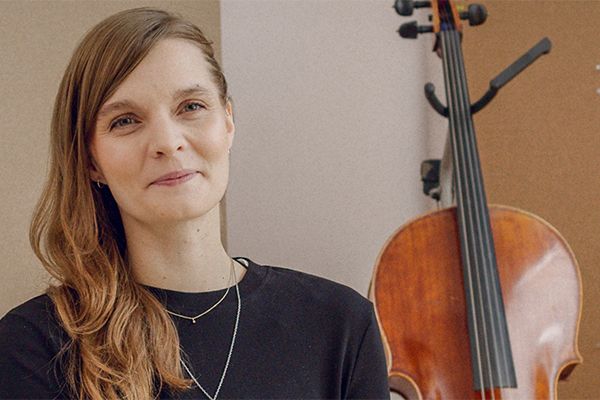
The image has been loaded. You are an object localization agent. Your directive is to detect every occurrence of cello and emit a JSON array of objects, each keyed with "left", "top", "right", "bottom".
[{"left": 369, "top": 0, "right": 582, "bottom": 398}]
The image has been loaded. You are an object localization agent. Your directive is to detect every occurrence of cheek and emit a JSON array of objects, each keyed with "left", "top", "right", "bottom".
[
  {"left": 95, "top": 141, "right": 138, "bottom": 181},
  {"left": 194, "top": 122, "right": 231, "bottom": 158}
]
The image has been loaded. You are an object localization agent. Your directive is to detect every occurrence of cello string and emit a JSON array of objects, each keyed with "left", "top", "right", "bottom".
[
  {"left": 448, "top": 28, "right": 498, "bottom": 392},
  {"left": 440, "top": 28, "right": 485, "bottom": 396},
  {"left": 452, "top": 26, "right": 511, "bottom": 386},
  {"left": 443, "top": 28, "right": 489, "bottom": 398},
  {"left": 440, "top": 27, "right": 486, "bottom": 397},
  {"left": 453, "top": 26, "right": 515, "bottom": 386},
  {"left": 445, "top": 29, "right": 495, "bottom": 395}
]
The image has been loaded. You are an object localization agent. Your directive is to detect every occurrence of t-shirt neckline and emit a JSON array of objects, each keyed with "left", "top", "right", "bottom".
[{"left": 140, "top": 257, "right": 265, "bottom": 313}]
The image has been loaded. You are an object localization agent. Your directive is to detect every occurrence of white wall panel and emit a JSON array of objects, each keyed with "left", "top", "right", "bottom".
[{"left": 221, "top": 0, "right": 444, "bottom": 295}]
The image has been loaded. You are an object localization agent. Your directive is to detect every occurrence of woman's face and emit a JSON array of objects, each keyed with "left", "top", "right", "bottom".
[{"left": 90, "top": 38, "right": 234, "bottom": 226}]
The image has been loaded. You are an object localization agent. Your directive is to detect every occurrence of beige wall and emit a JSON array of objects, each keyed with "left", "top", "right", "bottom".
[{"left": 0, "top": 0, "right": 221, "bottom": 315}]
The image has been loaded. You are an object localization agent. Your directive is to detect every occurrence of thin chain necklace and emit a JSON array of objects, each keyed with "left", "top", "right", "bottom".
[
  {"left": 179, "top": 259, "right": 241, "bottom": 400},
  {"left": 165, "top": 259, "right": 235, "bottom": 324}
]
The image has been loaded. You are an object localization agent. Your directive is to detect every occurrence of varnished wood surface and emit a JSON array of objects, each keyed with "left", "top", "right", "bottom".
[{"left": 370, "top": 205, "right": 582, "bottom": 399}]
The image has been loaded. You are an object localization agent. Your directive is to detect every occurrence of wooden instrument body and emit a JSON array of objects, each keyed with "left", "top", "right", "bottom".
[{"left": 370, "top": 205, "right": 582, "bottom": 399}]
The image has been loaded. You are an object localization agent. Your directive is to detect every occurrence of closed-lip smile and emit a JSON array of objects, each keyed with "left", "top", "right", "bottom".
[{"left": 151, "top": 169, "right": 198, "bottom": 185}]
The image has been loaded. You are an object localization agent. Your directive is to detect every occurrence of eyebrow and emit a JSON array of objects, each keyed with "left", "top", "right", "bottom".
[{"left": 96, "top": 84, "right": 214, "bottom": 120}]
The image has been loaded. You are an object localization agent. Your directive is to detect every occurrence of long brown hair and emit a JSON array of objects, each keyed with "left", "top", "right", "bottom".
[{"left": 29, "top": 7, "right": 228, "bottom": 399}]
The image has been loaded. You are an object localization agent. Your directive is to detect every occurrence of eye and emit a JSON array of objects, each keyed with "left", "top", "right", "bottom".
[
  {"left": 109, "top": 115, "right": 137, "bottom": 131},
  {"left": 182, "top": 102, "right": 205, "bottom": 113}
]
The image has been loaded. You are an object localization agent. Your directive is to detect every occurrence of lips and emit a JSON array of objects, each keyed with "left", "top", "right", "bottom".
[{"left": 151, "top": 169, "right": 198, "bottom": 185}]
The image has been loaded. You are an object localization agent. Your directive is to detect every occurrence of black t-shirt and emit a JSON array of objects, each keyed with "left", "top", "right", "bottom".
[{"left": 0, "top": 257, "right": 390, "bottom": 399}]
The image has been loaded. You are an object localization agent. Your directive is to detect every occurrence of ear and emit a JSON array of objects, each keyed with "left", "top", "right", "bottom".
[
  {"left": 88, "top": 148, "right": 106, "bottom": 184},
  {"left": 224, "top": 99, "right": 235, "bottom": 151}
]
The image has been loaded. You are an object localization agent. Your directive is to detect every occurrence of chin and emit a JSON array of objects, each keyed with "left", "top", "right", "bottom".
[
  {"left": 119, "top": 184, "right": 227, "bottom": 226},
  {"left": 157, "top": 203, "right": 220, "bottom": 223}
]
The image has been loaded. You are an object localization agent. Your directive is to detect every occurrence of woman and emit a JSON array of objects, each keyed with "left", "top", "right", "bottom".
[{"left": 0, "top": 7, "right": 389, "bottom": 400}]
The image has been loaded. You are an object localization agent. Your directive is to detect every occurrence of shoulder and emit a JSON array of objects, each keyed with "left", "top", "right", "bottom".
[
  {"left": 0, "top": 293, "right": 66, "bottom": 352},
  {"left": 244, "top": 259, "right": 389, "bottom": 398},
  {"left": 249, "top": 259, "right": 375, "bottom": 328},
  {"left": 1, "top": 292, "right": 55, "bottom": 327},
  {"left": 0, "top": 294, "right": 70, "bottom": 398}
]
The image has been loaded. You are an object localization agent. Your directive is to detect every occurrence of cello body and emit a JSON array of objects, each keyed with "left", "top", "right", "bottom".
[{"left": 369, "top": 205, "right": 582, "bottom": 399}]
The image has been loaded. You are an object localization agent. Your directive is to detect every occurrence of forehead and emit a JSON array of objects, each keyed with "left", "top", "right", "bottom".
[{"left": 101, "top": 38, "right": 218, "bottom": 107}]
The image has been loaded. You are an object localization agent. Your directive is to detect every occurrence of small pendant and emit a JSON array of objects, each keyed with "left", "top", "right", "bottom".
[{"left": 192, "top": 318, "right": 196, "bottom": 324}]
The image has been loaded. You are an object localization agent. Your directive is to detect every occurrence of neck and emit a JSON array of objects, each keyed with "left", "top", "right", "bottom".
[{"left": 123, "top": 204, "right": 245, "bottom": 292}]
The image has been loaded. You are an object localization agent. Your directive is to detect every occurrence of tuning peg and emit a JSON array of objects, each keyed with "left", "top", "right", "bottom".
[
  {"left": 459, "top": 4, "right": 487, "bottom": 26},
  {"left": 394, "top": 0, "right": 432, "bottom": 16},
  {"left": 398, "top": 21, "right": 434, "bottom": 39}
]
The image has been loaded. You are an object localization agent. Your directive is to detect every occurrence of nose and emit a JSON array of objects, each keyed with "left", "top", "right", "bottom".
[{"left": 149, "top": 112, "right": 186, "bottom": 158}]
